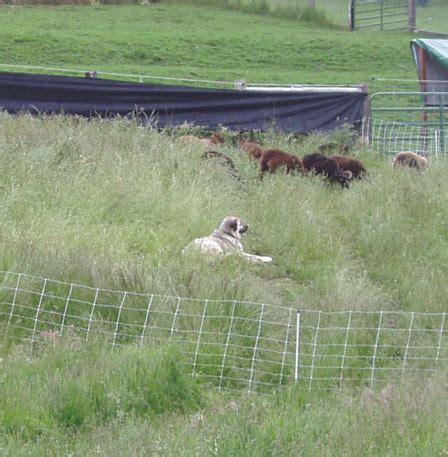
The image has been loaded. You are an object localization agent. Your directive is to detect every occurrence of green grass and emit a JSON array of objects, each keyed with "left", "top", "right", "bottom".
[
  {"left": 417, "top": 0, "right": 448, "bottom": 33},
  {"left": 1, "top": 4, "right": 448, "bottom": 455},
  {"left": 1, "top": 113, "right": 447, "bottom": 313},
  {"left": 1, "top": 340, "right": 446, "bottom": 455},
  {"left": 0, "top": 3, "right": 433, "bottom": 92}
]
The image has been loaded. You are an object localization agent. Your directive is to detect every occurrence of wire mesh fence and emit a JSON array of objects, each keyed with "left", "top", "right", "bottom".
[
  {"left": 366, "top": 79, "right": 448, "bottom": 156},
  {"left": 363, "top": 117, "right": 448, "bottom": 156},
  {"left": 1, "top": 272, "right": 446, "bottom": 392}
]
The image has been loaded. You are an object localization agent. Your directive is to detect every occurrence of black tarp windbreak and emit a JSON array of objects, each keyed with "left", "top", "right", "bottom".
[{"left": 0, "top": 72, "right": 368, "bottom": 133}]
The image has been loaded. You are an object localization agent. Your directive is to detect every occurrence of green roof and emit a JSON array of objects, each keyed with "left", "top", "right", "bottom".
[{"left": 412, "top": 39, "right": 448, "bottom": 69}]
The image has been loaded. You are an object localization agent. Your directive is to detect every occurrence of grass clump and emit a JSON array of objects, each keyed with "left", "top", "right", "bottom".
[
  {"left": 0, "top": 340, "right": 202, "bottom": 439},
  {"left": 1, "top": 366, "right": 446, "bottom": 455}
]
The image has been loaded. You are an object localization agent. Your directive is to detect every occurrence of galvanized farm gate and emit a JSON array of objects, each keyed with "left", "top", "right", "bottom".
[
  {"left": 349, "top": 0, "right": 413, "bottom": 31},
  {"left": 365, "top": 86, "right": 448, "bottom": 156}
]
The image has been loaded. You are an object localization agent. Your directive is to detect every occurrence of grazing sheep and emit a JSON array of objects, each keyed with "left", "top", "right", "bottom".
[
  {"left": 201, "top": 150, "right": 241, "bottom": 181},
  {"left": 259, "top": 149, "right": 303, "bottom": 179},
  {"left": 392, "top": 151, "right": 428, "bottom": 171},
  {"left": 330, "top": 154, "right": 367, "bottom": 179},
  {"left": 302, "top": 152, "right": 351, "bottom": 188},
  {"left": 209, "top": 132, "right": 226, "bottom": 145},
  {"left": 316, "top": 142, "right": 351, "bottom": 155},
  {"left": 178, "top": 134, "right": 214, "bottom": 148},
  {"left": 240, "top": 139, "right": 265, "bottom": 161}
]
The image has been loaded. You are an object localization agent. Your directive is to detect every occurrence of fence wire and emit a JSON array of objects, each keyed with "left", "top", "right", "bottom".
[{"left": 1, "top": 272, "right": 446, "bottom": 392}]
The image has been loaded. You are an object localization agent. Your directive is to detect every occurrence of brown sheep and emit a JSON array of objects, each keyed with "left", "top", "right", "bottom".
[
  {"left": 302, "top": 152, "right": 351, "bottom": 188},
  {"left": 330, "top": 154, "right": 367, "bottom": 179},
  {"left": 209, "top": 132, "right": 226, "bottom": 145},
  {"left": 178, "top": 134, "right": 213, "bottom": 148},
  {"left": 316, "top": 142, "right": 351, "bottom": 155},
  {"left": 201, "top": 150, "right": 241, "bottom": 181},
  {"left": 240, "top": 139, "right": 265, "bottom": 161},
  {"left": 392, "top": 151, "right": 428, "bottom": 171},
  {"left": 259, "top": 149, "right": 303, "bottom": 180}
]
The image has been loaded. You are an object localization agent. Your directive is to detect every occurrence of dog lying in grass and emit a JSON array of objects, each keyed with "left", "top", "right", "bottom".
[{"left": 183, "top": 216, "right": 273, "bottom": 263}]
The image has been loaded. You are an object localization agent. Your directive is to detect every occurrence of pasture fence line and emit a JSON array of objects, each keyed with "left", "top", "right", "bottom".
[
  {"left": 1, "top": 272, "right": 446, "bottom": 392},
  {"left": 349, "top": 0, "right": 411, "bottom": 31}
]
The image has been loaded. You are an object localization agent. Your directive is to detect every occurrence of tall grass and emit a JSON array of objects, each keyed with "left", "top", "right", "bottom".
[
  {"left": 1, "top": 112, "right": 447, "bottom": 314},
  {"left": 1, "top": 113, "right": 447, "bottom": 455},
  {"left": 1, "top": 339, "right": 446, "bottom": 455},
  {"left": 0, "top": 340, "right": 202, "bottom": 440}
]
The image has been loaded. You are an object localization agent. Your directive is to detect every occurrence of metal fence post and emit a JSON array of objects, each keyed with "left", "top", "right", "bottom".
[
  {"left": 295, "top": 310, "right": 301, "bottom": 384},
  {"left": 439, "top": 95, "right": 446, "bottom": 154}
]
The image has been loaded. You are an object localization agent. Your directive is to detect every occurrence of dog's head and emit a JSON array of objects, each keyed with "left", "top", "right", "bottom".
[{"left": 218, "top": 216, "right": 248, "bottom": 239}]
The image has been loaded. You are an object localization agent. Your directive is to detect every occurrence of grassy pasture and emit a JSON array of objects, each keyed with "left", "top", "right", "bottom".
[
  {"left": 1, "top": 3, "right": 448, "bottom": 455},
  {"left": 1, "top": 339, "right": 447, "bottom": 455},
  {"left": 0, "top": 3, "right": 426, "bottom": 91},
  {"left": 1, "top": 113, "right": 448, "bottom": 314}
]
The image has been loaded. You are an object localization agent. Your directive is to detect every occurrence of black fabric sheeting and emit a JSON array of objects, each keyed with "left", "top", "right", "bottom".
[{"left": 0, "top": 72, "right": 367, "bottom": 133}]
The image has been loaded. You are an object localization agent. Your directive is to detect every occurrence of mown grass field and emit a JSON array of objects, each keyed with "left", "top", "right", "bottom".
[
  {"left": 0, "top": 3, "right": 447, "bottom": 456},
  {"left": 0, "top": 2, "right": 429, "bottom": 90}
]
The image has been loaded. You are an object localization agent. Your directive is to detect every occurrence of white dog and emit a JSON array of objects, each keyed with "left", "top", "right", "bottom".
[{"left": 183, "top": 216, "right": 273, "bottom": 263}]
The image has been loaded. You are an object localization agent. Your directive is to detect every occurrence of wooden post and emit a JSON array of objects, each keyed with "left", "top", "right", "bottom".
[
  {"left": 349, "top": 0, "right": 355, "bottom": 31},
  {"left": 408, "top": 0, "right": 416, "bottom": 32},
  {"left": 309, "top": 0, "right": 316, "bottom": 8}
]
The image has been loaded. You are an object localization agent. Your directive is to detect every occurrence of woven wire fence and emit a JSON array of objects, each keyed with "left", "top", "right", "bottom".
[
  {"left": 363, "top": 117, "right": 448, "bottom": 157},
  {"left": 366, "top": 81, "right": 448, "bottom": 156},
  {"left": 1, "top": 272, "right": 446, "bottom": 392}
]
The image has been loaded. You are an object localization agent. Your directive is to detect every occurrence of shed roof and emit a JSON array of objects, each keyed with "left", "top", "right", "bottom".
[{"left": 411, "top": 39, "right": 448, "bottom": 70}]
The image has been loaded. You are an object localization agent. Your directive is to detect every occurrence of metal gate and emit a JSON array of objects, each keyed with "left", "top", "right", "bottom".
[
  {"left": 349, "top": 0, "right": 409, "bottom": 31},
  {"left": 365, "top": 89, "right": 448, "bottom": 156}
]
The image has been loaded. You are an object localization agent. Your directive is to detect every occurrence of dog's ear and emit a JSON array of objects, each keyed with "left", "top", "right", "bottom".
[{"left": 229, "top": 218, "right": 238, "bottom": 232}]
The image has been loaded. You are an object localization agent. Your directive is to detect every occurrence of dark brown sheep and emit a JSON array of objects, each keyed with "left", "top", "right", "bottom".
[
  {"left": 302, "top": 152, "right": 351, "bottom": 188},
  {"left": 259, "top": 149, "right": 303, "bottom": 179},
  {"left": 330, "top": 154, "right": 367, "bottom": 179}
]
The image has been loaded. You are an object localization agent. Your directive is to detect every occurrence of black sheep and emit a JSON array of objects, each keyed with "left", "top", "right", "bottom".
[{"left": 302, "top": 152, "right": 351, "bottom": 188}]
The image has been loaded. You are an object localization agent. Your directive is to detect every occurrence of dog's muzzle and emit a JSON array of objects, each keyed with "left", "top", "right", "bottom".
[{"left": 238, "top": 224, "right": 249, "bottom": 234}]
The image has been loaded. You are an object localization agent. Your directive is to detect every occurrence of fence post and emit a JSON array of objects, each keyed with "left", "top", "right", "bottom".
[
  {"left": 408, "top": 0, "right": 416, "bottom": 32},
  {"left": 309, "top": 0, "right": 316, "bottom": 8},
  {"left": 380, "top": 0, "right": 384, "bottom": 31},
  {"left": 349, "top": 0, "right": 355, "bottom": 31},
  {"left": 295, "top": 310, "right": 301, "bottom": 384},
  {"left": 438, "top": 95, "right": 446, "bottom": 153}
]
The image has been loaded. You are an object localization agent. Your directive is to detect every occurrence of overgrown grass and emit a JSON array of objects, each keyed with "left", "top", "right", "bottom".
[
  {"left": 1, "top": 4, "right": 448, "bottom": 453},
  {"left": 0, "top": 340, "right": 202, "bottom": 439},
  {"left": 1, "top": 112, "right": 447, "bottom": 314},
  {"left": 1, "top": 338, "right": 446, "bottom": 455}
]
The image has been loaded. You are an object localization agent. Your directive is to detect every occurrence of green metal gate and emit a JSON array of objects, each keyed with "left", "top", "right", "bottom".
[
  {"left": 366, "top": 90, "right": 448, "bottom": 156},
  {"left": 350, "top": 0, "right": 409, "bottom": 31}
]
